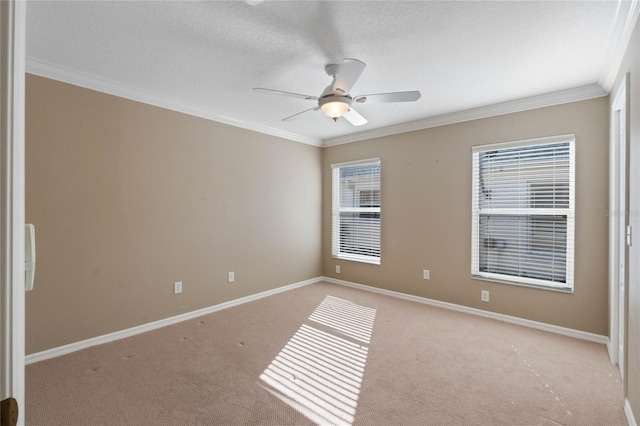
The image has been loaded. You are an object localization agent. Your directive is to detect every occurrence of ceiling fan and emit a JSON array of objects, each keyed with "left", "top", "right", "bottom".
[{"left": 253, "top": 58, "right": 421, "bottom": 126}]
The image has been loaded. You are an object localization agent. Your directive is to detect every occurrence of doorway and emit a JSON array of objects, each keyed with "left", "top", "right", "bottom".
[
  {"left": 609, "top": 74, "right": 629, "bottom": 377},
  {"left": 1, "top": 0, "right": 27, "bottom": 423}
]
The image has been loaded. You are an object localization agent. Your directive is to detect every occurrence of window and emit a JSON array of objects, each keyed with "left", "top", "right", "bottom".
[
  {"left": 471, "top": 135, "right": 575, "bottom": 291},
  {"left": 332, "top": 159, "right": 381, "bottom": 265}
]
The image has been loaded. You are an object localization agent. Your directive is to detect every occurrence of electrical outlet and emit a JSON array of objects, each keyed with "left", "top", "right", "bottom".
[
  {"left": 481, "top": 290, "right": 490, "bottom": 302},
  {"left": 228, "top": 272, "right": 235, "bottom": 283},
  {"left": 336, "top": 265, "right": 341, "bottom": 274},
  {"left": 174, "top": 281, "right": 182, "bottom": 294},
  {"left": 423, "top": 269, "right": 430, "bottom": 280}
]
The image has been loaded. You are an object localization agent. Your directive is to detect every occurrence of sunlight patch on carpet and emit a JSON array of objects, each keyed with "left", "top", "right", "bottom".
[
  {"left": 309, "top": 295, "right": 376, "bottom": 344},
  {"left": 260, "top": 295, "right": 377, "bottom": 426}
]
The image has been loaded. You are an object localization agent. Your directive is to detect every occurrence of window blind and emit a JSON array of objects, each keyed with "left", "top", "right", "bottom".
[
  {"left": 331, "top": 159, "right": 381, "bottom": 265},
  {"left": 471, "top": 135, "right": 575, "bottom": 291}
]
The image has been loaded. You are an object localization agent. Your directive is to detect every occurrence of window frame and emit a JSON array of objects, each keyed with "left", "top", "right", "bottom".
[
  {"left": 471, "top": 135, "right": 575, "bottom": 292},
  {"left": 331, "top": 158, "right": 381, "bottom": 265}
]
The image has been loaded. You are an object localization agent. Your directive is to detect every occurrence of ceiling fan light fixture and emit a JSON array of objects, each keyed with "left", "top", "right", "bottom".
[
  {"left": 319, "top": 96, "right": 352, "bottom": 121},
  {"left": 254, "top": 58, "right": 420, "bottom": 126}
]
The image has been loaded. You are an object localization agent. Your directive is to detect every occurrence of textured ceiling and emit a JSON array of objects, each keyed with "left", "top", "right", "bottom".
[{"left": 26, "top": 1, "right": 632, "bottom": 146}]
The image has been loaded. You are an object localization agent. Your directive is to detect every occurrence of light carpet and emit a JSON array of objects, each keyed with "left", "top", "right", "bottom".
[{"left": 26, "top": 282, "right": 626, "bottom": 425}]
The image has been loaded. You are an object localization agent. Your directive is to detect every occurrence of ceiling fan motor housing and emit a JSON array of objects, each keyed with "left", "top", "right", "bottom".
[{"left": 324, "top": 63, "right": 340, "bottom": 77}]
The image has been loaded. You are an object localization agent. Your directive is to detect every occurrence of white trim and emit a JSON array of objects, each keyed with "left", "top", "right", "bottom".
[
  {"left": 332, "top": 253, "right": 381, "bottom": 265},
  {"left": 25, "top": 57, "right": 322, "bottom": 147},
  {"left": 26, "top": 275, "right": 611, "bottom": 365},
  {"left": 25, "top": 277, "right": 321, "bottom": 365},
  {"left": 0, "top": 0, "right": 26, "bottom": 421},
  {"left": 20, "top": 0, "right": 640, "bottom": 150},
  {"left": 599, "top": 0, "right": 640, "bottom": 91},
  {"left": 331, "top": 157, "right": 380, "bottom": 169},
  {"left": 626, "top": 399, "right": 638, "bottom": 426},
  {"left": 470, "top": 135, "right": 575, "bottom": 292},
  {"left": 331, "top": 159, "right": 382, "bottom": 265},
  {"left": 471, "top": 274, "right": 573, "bottom": 293},
  {"left": 323, "top": 85, "right": 606, "bottom": 147},
  {"left": 26, "top": 56, "right": 609, "bottom": 150},
  {"left": 472, "top": 133, "right": 575, "bottom": 152},
  {"left": 322, "top": 277, "right": 609, "bottom": 345},
  {"left": 609, "top": 74, "right": 629, "bottom": 366}
]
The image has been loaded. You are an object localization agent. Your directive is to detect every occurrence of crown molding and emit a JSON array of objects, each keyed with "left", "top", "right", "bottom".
[
  {"left": 25, "top": 57, "right": 322, "bottom": 147},
  {"left": 26, "top": 55, "right": 611, "bottom": 150},
  {"left": 599, "top": 0, "right": 640, "bottom": 91},
  {"left": 322, "top": 84, "right": 607, "bottom": 147}
]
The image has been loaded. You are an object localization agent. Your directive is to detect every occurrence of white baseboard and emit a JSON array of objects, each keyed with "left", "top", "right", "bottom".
[
  {"left": 322, "top": 276, "right": 609, "bottom": 345},
  {"left": 26, "top": 277, "right": 322, "bottom": 364},
  {"left": 27, "top": 275, "right": 610, "bottom": 364},
  {"left": 627, "top": 399, "right": 638, "bottom": 426}
]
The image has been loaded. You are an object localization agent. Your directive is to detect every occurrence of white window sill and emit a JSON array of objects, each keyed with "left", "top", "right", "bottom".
[
  {"left": 333, "top": 254, "right": 380, "bottom": 265},
  {"left": 471, "top": 274, "right": 573, "bottom": 294}
]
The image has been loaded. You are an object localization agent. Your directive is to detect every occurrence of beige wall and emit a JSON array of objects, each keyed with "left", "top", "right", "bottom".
[
  {"left": 323, "top": 97, "right": 609, "bottom": 335},
  {"left": 612, "top": 15, "right": 640, "bottom": 422},
  {"left": 26, "top": 72, "right": 621, "bottom": 409},
  {"left": 25, "top": 75, "right": 322, "bottom": 354}
]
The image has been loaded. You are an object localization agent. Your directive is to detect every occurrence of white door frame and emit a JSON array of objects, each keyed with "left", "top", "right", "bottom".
[
  {"left": 608, "top": 74, "right": 629, "bottom": 373},
  {"left": 0, "top": 0, "right": 26, "bottom": 422}
]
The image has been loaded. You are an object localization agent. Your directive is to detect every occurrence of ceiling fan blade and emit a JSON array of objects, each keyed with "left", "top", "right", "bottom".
[
  {"left": 282, "top": 107, "right": 319, "bottom": 122},
  {"left": 342, "top": 108, "right": 367, "bottom": 126},
  {"left": 354, "top": 91, "right": 421, "bottom": 104},
  {"left": 253, "top": 87, "right": 318, "bottom": 101},
  {"left": 332, "top": 58, "right": 366, "bottom": 95}
]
